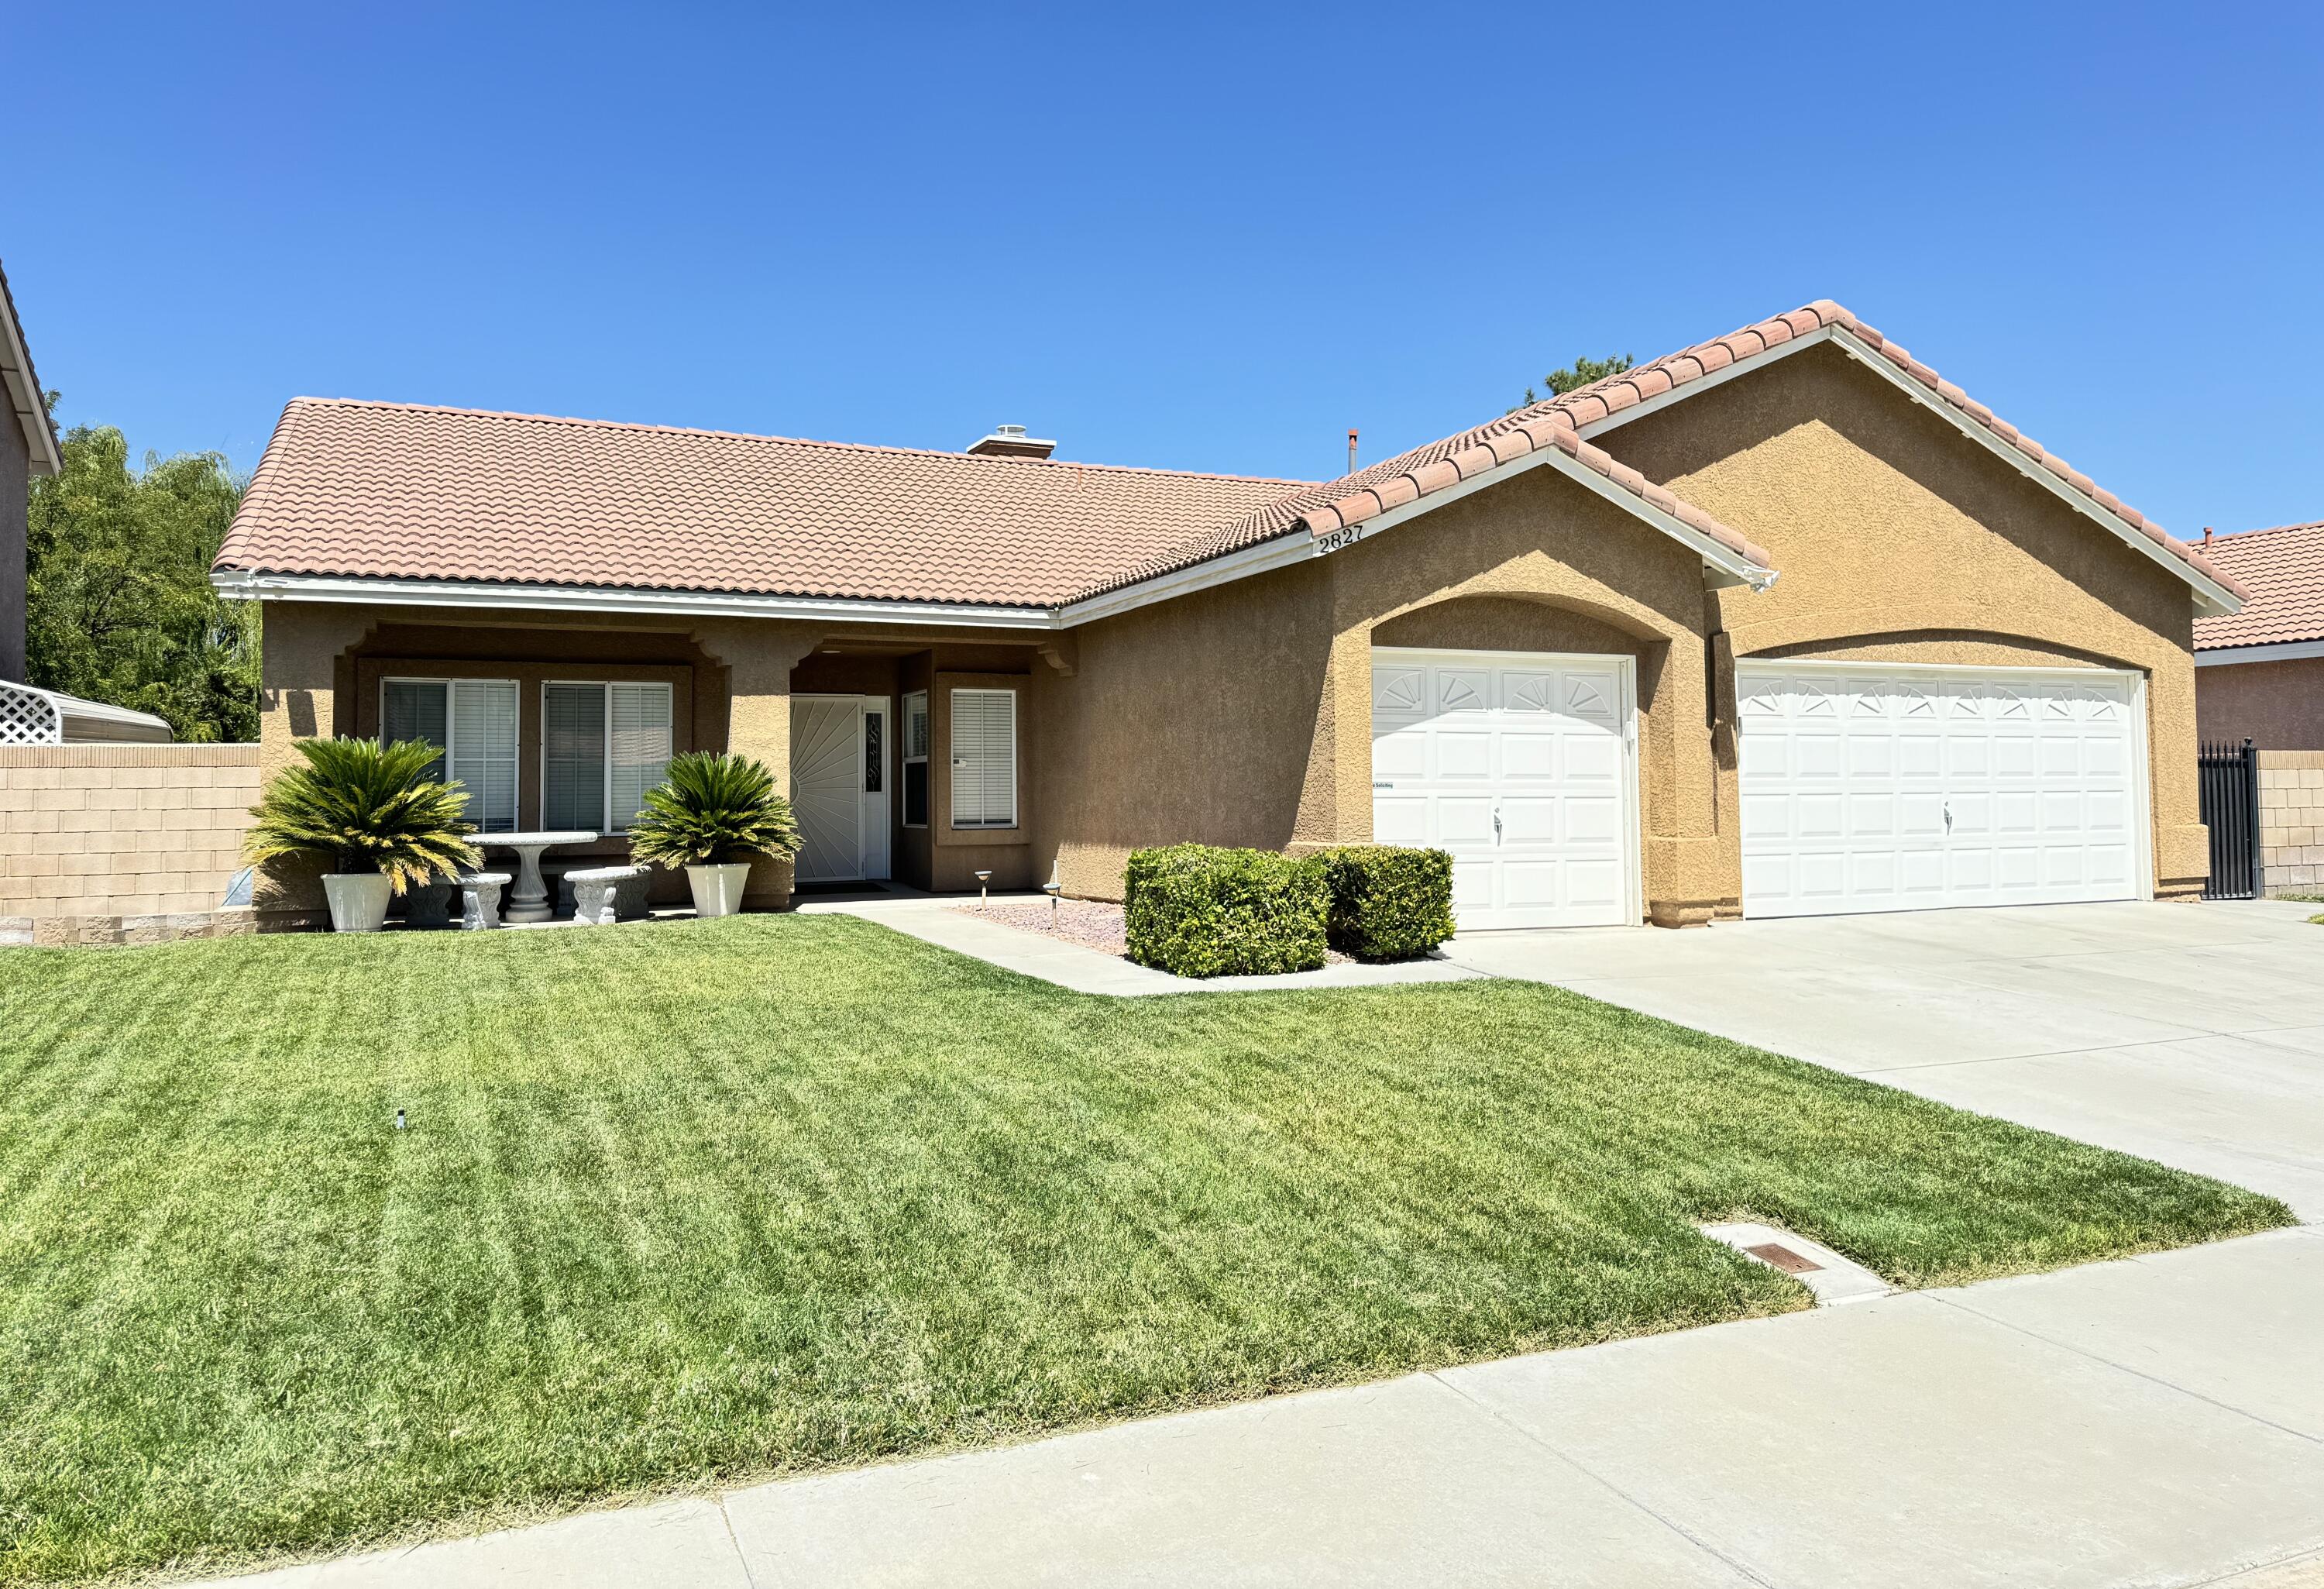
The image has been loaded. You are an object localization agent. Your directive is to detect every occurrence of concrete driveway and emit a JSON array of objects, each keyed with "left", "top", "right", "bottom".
[{"left": 1446, "top": 899, "right": 2324, "bottom": 1218}]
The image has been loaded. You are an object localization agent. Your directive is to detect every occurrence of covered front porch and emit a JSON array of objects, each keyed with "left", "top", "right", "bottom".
[{"left": 251, "top": 600, "right": 1064, "bottom": 924}]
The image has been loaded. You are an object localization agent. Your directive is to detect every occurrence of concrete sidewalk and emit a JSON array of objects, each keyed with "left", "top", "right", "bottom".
[{"left": 195, "top": 1227, "right": 2324, "bottom": 1588}]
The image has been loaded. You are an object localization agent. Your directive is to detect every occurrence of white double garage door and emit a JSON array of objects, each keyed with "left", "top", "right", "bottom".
[{"left": 1371, "top": 647, "right": 2147, "bottom": 930}]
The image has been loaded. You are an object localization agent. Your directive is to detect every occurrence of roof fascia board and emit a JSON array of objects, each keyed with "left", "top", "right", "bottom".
[
  {"left": 2193, "top": 638, "right": 2324, "bottom": 666},
  {"left": 1054, "top": 443, "right": 1776, "bottom": 629},
  {"left": 1570, "top": 325, "right": 1834, "bottom": 438},
  {"left": 1824, "top": 329, "right": 2242, "bottom": 617},
  {"left": 209, "top": 569, "right": 1061, "bottom": 630},
  {"left": 1051, "top": 530, "right": 1317, "bottom": 627},
  {"left": 0, "top": 296, "right": 62, "bottom": 476},
  {"left": 1573, "top": 321, "right": 2242, "bottom": 618},
  {"left": 1312, "top": 443, "right": 1773, "bottom": 588}
]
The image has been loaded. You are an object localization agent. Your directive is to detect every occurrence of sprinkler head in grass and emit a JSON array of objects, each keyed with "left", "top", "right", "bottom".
[{"left": 395, "top": 1108, "right": 407, "bottom": 1131}]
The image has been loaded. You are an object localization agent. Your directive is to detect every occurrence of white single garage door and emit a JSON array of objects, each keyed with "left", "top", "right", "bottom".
[
  {"left": 1371, "top": 647, "right": 1638, "bottom": 930},
  {"left": 1737, "top": 662, "right": 2145, "bottom": 919}
]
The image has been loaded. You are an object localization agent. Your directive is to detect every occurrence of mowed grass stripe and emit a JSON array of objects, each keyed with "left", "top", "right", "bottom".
[{"left": 0, "top": 912, "right": 2289, "bottom": 1584}]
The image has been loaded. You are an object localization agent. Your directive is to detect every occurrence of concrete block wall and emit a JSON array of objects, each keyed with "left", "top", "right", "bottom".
[
  {"left": 2257, "top": 751, "right": 2324, "bottom": 896},
  {"left": 1, "top": 745, "right": 260, "bottom": 920}
]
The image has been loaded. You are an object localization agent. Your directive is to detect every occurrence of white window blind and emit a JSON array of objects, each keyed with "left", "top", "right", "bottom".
[
  {"left": 448, "top": 680, "right": 520, "bottom": 833},
  {"left": 609, "top": 683, "right": 672, "bottom": 829},
  {"left": 904, "top": 692, "right": 930, "bottom": 759},
  {"left": 949, "top": 688, "right": 1016, "bottom": 828},
  {"left": 542, "top": 681, "right": 674, "bottom": 834},
  {"left": 542, "top": 683, "right": 607, "bottom": 830}
]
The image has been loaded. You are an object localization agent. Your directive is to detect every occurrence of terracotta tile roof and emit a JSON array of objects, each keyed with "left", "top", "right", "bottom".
[
  {"left": 2192, "top": 522, "right": 2324, "bottom": 650},
  {"left": 217, "top": 398, "right": 1309, "bottom": 608},
  {"left": 1092, "top": 299, "right": 2242, "bottom": 607},
  {"left": 1074, "top": 403, "right": 1776, "bottom": 600},
  {"left": 1545, "top": 301, "right": 2246, "bottom": 602}
]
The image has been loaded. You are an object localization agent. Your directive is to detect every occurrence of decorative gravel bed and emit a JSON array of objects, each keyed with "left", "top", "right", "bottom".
[
  {"left": 949, "top": 899, "right": 1351, "bottom": 964},
  {"left": 950, "top": 898, "right": 1132, "bottom": 955}
]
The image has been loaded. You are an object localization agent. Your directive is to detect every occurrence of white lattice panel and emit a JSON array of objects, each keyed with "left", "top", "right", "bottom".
[{"left": 0, "top": 682, "right": 61, "bottom": 745}]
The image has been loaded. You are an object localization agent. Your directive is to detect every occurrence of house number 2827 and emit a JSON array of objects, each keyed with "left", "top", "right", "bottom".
[{"left": 1315, "top": 525, "right": 1366, "bottom": 554}]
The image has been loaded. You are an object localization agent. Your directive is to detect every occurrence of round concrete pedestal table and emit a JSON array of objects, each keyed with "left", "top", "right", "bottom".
[{"left": 479, "top": 831, "right": 598, "bottom": 923}]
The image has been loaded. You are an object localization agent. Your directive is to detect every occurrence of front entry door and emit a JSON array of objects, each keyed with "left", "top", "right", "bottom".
[{"left": 790, "top": 696, "right": 891, "bottom": 882}]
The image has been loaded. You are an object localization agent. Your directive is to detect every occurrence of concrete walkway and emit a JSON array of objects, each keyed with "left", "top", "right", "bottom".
[
  {"left": 1446, "top": 899, "right": 2324, "bottom": 1219},
  {"left": 195, "top": 1229, "right": 2324, "bottom": 1588},
  {"left": 796, "top": 890, "right": 1483, "bottom": 996}
]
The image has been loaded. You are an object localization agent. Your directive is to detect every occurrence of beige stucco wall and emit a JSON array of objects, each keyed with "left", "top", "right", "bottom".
[
  {"left": 1607, "top": 341, "right": 2212, "bottom": 902},
  {"left": 2198, "top": 656, "right": 2324, "bottom": 752},
  {"left": 1035, "top": 463, "right": 1726, "bottom": 923},
  {"left": 0, "top": 744, "right": 259, "bottom": 920}
]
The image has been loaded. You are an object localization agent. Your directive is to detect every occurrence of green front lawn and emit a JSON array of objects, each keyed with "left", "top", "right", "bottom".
[{"left": 0, "top": 917, "right": 2290, "bottom": 1583}]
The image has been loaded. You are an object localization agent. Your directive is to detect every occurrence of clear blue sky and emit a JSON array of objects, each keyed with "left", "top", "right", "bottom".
[{"left": 12, "top": 2, "right": 2321, "bottom": 535}]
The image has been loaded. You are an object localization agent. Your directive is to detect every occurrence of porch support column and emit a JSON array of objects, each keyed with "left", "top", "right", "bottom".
[
  {"left": 1290, "top": 624, "right": 1375, "bottom": 853},
  {"left": 695, "top": 620, "right": 823, "bottom": 911},
  {"left": 252, "top": 600, "right": 375, "bottom": 929}
]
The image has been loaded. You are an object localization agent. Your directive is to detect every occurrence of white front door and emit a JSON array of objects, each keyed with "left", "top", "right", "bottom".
[
  {"left": 790, "top": 695, "right": 891, "bottom": 882},
  {"left": 1736, "top": 662, "right": 2145, "bottom": 919},
  {"left": 1370, "top": 647, "right": 1639, "bottom": 930}
]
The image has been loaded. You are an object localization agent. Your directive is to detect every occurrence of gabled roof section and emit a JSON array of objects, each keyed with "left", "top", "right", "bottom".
[
  {"left": 2192, "top": 521, "right": 2324, "bottom": 651},
  {"left": 1545, "top": 301, "right": 2246, "bottom": 612},
  {"left": 1072, "top": 387, "right": 1776, "bottom": 602},
  {"left": 216, "top": 398, "right": 1310, "bottom": 608},
  {"left": 0, "top": 256, "right": 63, "bottom": 476}
]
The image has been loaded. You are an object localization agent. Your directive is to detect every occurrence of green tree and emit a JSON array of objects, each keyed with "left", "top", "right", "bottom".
[
  {"left": 25, "top": 409, "right": 259, "bottom": 741},
  {"left": 1513, "top": 353, "right": 1635, "bottom": 411}
]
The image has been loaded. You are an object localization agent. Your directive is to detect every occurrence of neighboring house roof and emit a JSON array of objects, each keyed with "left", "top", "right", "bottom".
[
  {"left": 214, "top": 300, "right": 2243, "bottom": 623},
  {"left": 2192, "top": 521, "right": 2324, "bottom": 653},
  {"left": 216, "top": 397, "right": 1309, "bottom": 607},
  {"left": 0, "top": 256, "right": 64, "bottom": 476}
]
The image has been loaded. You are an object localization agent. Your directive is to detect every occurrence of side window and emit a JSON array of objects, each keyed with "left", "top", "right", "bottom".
[
  {"left": 902, "top": 690, "right": 930, "bottom": 827},
  {"left": 949, "top": 688, "right": 1016, "bottom": 829}
]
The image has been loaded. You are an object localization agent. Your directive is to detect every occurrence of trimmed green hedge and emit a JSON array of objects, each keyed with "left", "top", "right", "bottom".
[
  {"left": 1319, "top": 845, "right": 1457, "bottom": 961},
  {"left": 1123, "top": 844, "right": 1329, "bottom": 978}
]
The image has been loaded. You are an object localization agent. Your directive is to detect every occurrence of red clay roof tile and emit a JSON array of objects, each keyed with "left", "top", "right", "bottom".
[{"left": 2192, "top": 522, "right": 2324, "bottom": 649}]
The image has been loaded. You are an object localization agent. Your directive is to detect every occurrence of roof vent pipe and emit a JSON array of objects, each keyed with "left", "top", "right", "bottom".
[
  {"left": 1348, "top": 428, "right": 1359, "bottom": 473},
  {"left": 966, "top": 424, "right": 1057, "bottom": 460}
]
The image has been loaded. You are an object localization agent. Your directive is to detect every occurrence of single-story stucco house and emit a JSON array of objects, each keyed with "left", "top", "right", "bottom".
[
  {"left": 2192, "top": 521, "right": 2324, "bottom": 750},
  {"left": 212, "top": 300, "right": 2249, "bottom": 930}
]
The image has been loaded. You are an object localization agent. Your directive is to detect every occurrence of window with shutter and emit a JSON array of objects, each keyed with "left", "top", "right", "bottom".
[{"left": 948, "top": 688, "right": 1016, "bottom": 828}]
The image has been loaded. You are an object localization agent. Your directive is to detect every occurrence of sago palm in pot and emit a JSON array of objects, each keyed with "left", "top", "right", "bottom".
[
  {"left": 242, "top": 738, "right": 480, "bottom": 932},
  {"left": 624, "top": 752, "right": 803, "bottom": 917}
]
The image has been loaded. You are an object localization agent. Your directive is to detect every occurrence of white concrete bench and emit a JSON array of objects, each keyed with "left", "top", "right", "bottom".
[
  {"left": 458, "top": 872, "right": 512, "bottom": 931},
  {"left": 567, "top": 865, "right": 649, "bottom": 926}
]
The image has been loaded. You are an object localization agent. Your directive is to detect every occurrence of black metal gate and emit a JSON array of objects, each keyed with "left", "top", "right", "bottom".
[{"left": 2199, "top": 738, "right": 2262, "bottom": 899}]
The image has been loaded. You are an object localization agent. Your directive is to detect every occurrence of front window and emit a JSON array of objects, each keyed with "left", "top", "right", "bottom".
[
  {"left": 949, "top": 687, "right": 1016, "bottom": 829},
  {"left": 381, "top": 678, "right": 520, "bottom": 833},
  {"left": 542, "top": 682, "right": 673, "bottom": 833}
]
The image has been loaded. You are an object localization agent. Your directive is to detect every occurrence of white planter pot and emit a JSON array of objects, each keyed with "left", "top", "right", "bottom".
[
  {"left": 685, "top": 862, "right": 752, "bottom": 918},
  {"left": 322, "top": 872, "right": 394, "bottom": 934}
]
